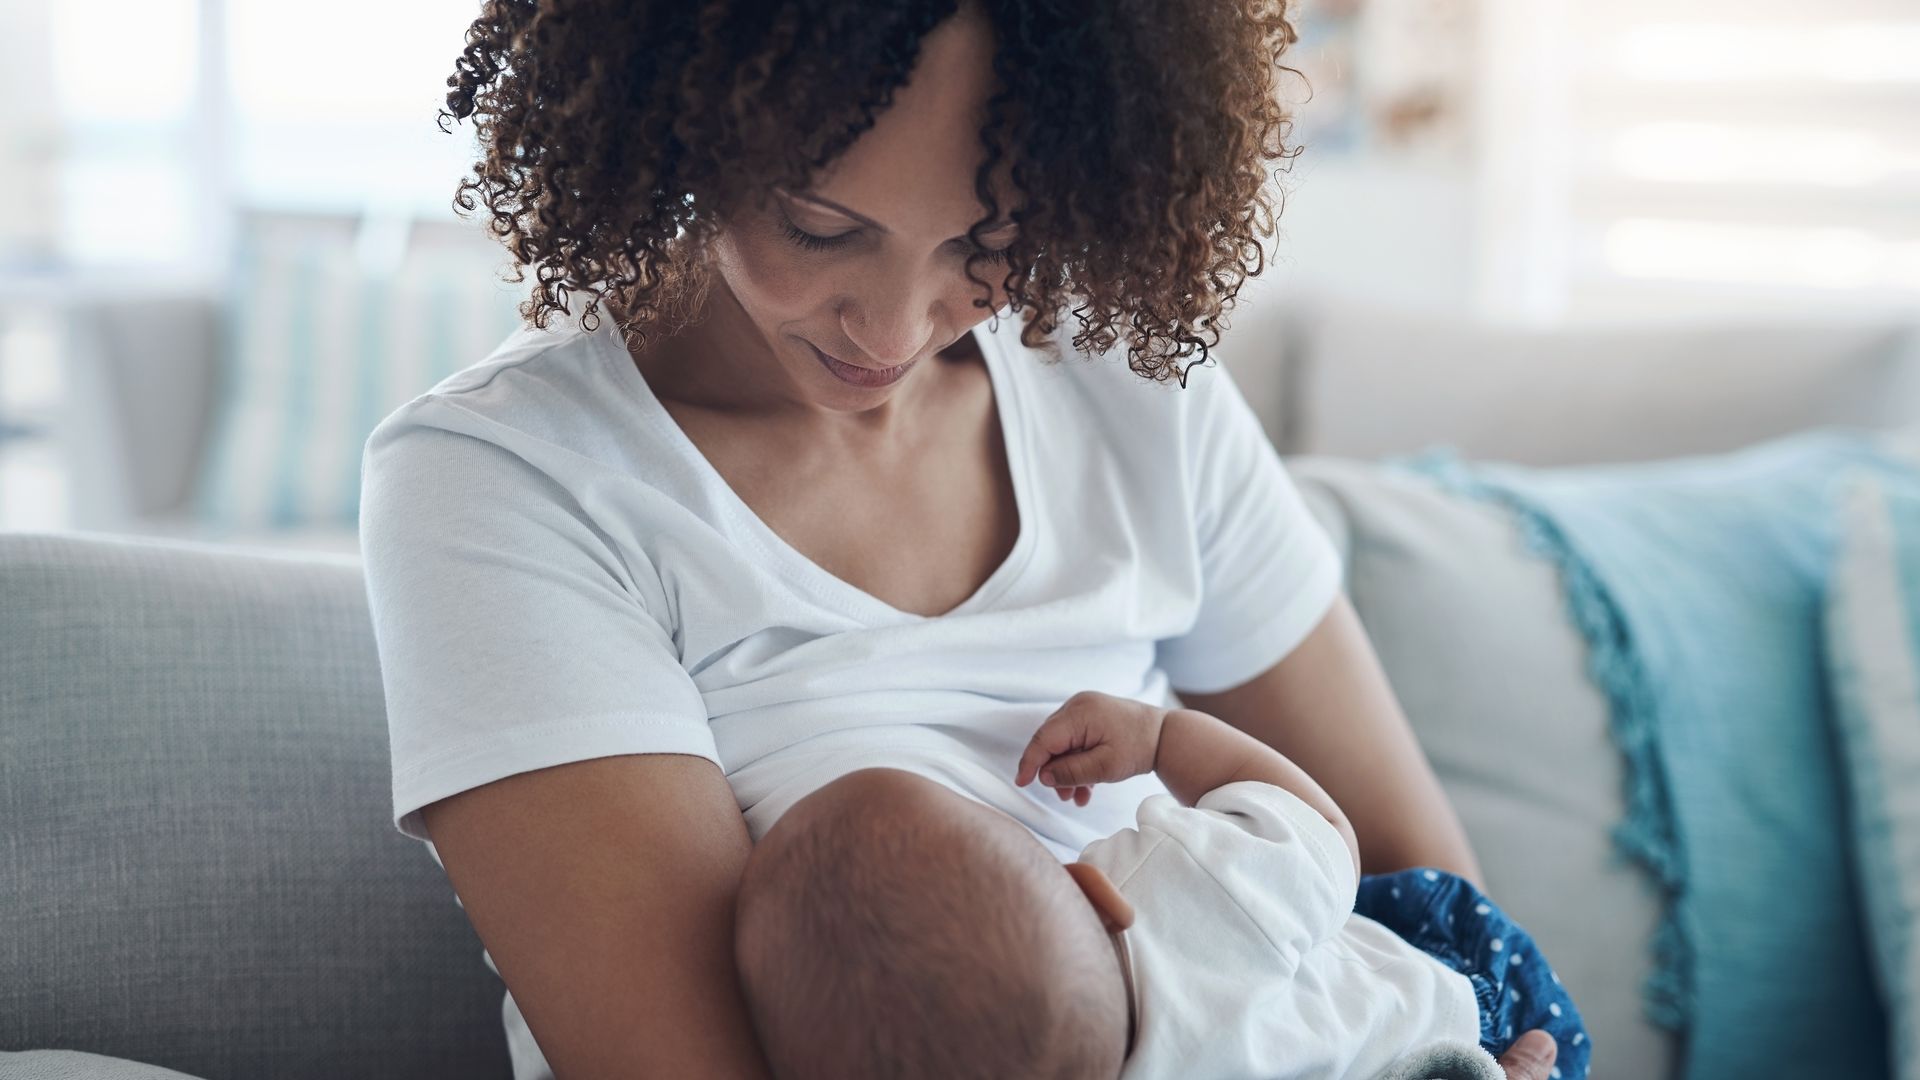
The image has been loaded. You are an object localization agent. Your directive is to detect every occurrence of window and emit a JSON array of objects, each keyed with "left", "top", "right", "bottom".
[
  {"left": 1480, "top": 0, "right": 1920, "bottom": 320},
  {"left": 9, "top": 0, "right": 486, "bottom": 277},
  {"left": 45, "top": 0, "right": 207, "bottom": 272},
  {"left": 225, "top": 0, "right": 484, "bottom": 217}
]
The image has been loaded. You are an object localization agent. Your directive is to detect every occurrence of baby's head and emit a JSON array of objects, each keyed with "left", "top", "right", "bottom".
[{"left": 734, "top": 767, "right": 1135, "bottom": 1080}]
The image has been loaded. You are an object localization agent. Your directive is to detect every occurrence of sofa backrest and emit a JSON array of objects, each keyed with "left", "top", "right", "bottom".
[
  {"left": 0, "top": 531, "right": 511, "bottom": 1079},
  {"left": 1276, "top": 288, "right": 1920, "bottom": 465}
]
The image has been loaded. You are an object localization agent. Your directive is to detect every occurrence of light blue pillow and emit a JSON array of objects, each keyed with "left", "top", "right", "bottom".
[
  {"left": 1824, "top": 446, "right": 1920, "bottom": 1080},
  {"left": 1396, "top": 429, "right": 1904, "bottom": 1080},
  {"left": 194, "top": 235, "right": 526, "bottom": 531}
]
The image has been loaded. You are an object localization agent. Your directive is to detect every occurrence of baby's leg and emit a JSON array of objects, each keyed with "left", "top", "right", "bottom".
[{"left": 1354, "top": 868, "right": 1594, "bottom": 1080}]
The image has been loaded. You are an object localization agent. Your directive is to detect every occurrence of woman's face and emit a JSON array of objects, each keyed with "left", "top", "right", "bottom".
[{"left": 704, "top": 4, "right": 1023, "bottom": 412}]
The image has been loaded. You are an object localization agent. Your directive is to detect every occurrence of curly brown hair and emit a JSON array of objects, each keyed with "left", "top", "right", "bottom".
[{"left": 439, "top": 0, "right": 1304, "bottom": 385}]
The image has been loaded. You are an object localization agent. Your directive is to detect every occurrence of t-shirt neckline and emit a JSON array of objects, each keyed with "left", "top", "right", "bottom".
[{"left": 589, "top": 313, "right": 1039, "bottom": 625}]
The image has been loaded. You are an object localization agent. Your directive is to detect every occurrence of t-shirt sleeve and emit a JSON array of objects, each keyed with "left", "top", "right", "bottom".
[
  {"left": 1157, "top": 782, "right": 1358, "bottom": 959},
  {"left": 1078, "top": 782, "right": 1357, "bottom": 972},
  {"left": 1154, "top": 358, "right": 1344, "bottom": 695},
  {"left": 359, "top": 398, "right": 720, "bottom": 843}
]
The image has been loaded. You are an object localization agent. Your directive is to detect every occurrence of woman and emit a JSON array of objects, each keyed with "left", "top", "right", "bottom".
[{"left": 359, "top": 1, "right": 1560, "bottom": 1077}]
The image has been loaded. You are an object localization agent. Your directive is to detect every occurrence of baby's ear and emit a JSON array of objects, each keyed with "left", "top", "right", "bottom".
[{"left": 1064, "top": 861, "right": 1136, "bottom": 932}]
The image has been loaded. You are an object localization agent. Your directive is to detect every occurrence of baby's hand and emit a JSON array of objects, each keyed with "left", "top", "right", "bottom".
[{"left": 1015, "top": 690, "right": 1169, "bottom": 806}]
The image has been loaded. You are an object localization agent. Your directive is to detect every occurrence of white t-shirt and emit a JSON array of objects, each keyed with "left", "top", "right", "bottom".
[
  {"left": 1081, "top": 781, "right": 1482, "bottom": 1080},
  {"left": 358, "top": 305, "right": 1346, "bottom": 1079}
]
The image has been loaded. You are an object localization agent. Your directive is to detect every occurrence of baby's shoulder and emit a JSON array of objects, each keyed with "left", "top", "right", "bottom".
[{"left": 1074, "top": 793, "right": 1255, "bottom": 896}]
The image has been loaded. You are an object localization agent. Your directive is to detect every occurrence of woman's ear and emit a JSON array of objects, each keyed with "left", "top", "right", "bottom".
[{"left": 1064, "top": 860, "right": 1136, "bottom": 932}]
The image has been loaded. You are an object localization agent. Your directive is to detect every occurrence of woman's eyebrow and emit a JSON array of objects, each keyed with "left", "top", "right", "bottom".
[{"left": 783, "top": 190, "right": 1018, "bottom": 239}]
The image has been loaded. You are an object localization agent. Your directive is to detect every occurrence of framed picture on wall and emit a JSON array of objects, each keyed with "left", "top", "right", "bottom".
[{"left": 1288, "top": 0, "right": 1476, "bottom": 165}]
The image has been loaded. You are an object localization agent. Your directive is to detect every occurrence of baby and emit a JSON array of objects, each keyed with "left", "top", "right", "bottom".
[{"left": 731, "top": 691, "right": 1592, "bottom": 1079}]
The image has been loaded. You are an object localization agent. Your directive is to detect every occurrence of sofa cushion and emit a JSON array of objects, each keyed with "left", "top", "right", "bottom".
[
  {"left": 1288, "top": 455, "right": 1679, "bottom": 1079},
  {"left": 1388, "top": 430, "right": 1909, "bottom": 1080},
  {"left": 0, "top": 531, "right": 510, "bottom": 1079},
  {"left": 1825, "top": 447, "right": 1920, "bottom": 1080}
]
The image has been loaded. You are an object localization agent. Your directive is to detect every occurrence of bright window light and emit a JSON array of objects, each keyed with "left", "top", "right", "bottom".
[
  {"left": 1604, "top": 218, "right": 1920, "bottom": 291},
  {"left": 227, "top": 0, "right": 481, "bottom": 122},
  {"left": 50, "top": 0, "right": 198, "bottom": 123},
  {"left": 225, "top": 0, "right": 487, "bottom": 213},
  {"left": 1610, "top": 123, "right": 1912, "bottom": 188},
  {"left": 59, "top": 152, "right": 196, "bottom": 267},
  {"left": 1612, "top": 22, "right": 1920, "bottom": 84}
]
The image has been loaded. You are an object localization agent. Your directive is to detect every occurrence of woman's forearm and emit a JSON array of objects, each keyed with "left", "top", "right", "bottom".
[{"left": 422, "top": 754, "right": 778, "bottom": 1080}]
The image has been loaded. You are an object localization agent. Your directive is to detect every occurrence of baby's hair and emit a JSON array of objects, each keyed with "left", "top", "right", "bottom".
[{"left": 734, "top": 785, "right": 1126, "bottom": 1079}]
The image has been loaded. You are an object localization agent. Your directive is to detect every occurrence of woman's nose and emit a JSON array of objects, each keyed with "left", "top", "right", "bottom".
[{"left": 838, "top": 274, "right": 942, "bottom": 367}]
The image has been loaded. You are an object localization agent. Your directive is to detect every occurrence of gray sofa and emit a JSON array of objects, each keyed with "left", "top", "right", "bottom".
[{"left": 5, "top": 451, "right": 1682, "bottom": 1078}]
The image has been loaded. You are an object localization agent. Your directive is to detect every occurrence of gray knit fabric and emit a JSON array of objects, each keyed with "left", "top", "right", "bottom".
[
  {"left": 2, "top": 532, "right": 511, "bottom": 1080},
  {"left": 0, "top": 1050, "right": 206, "bottom": 1080},
  {"left": 1368, "top": 1038, "right": 1510, "bottom": 1080}
]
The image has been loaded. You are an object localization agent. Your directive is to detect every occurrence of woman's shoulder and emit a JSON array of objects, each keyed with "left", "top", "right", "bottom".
[
  {"left": 994, "top": 312, "right": 1254, "bottom": 469},
  {"left": 1002, "top": 312, "right": 1242, "bottom": 409},
  {"left": 364, "top": 315, "right": 677, "bottom": 484}
]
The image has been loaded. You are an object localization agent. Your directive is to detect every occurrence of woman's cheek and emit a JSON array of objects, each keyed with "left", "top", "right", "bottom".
[{"left": 719, "top": 229, "right": 832, "bottom": 316}]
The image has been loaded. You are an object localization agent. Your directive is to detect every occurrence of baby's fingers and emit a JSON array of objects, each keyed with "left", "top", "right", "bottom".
[
  {"left": 1037, "top": 747, "right": 1119, "bottom": 789},
  {"left": 1017, "top": 722, "right": 1080, "bottom": 786},
  {"left": 1021, "top": 737, "right": 1052, "bottom": 780},
  {"left": 1015, "top": 739, "right": 1053, "bottom": 787},
  {"left": 1053, "top": 785, "right": 1091, "bottom": 806}
]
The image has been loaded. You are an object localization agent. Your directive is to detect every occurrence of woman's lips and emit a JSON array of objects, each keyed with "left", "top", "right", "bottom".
[{"left": 809, "top": 342, "right": 916, "bottom": 388}]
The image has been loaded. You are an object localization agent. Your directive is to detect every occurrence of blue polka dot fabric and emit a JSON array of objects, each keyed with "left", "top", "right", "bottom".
[{"left": 1354, "top": 867, "right": 1592, "bottom": 1080}]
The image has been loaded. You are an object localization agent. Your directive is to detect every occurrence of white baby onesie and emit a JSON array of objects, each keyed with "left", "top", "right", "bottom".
[{"left": 1077, "top": 780, "right": 1482, "bottom": 1080}]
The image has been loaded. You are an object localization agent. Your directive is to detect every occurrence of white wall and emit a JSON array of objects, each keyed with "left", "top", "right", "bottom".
[{"left": 1266, "top": 159, "right": 1480, "bottom": 317}]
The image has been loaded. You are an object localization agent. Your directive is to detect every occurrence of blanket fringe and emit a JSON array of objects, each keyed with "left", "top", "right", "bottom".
[{"left": 1387, "top": 447, "right": 1693, "bottom": 1032}]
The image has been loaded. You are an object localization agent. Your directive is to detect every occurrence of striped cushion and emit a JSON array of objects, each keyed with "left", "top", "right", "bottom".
[
  {"left": 194, "top": 236, "right": 526, "bottom": 531},
  {"left": 1825, "top": 435, "right": 1920, "bottom": 1080}
]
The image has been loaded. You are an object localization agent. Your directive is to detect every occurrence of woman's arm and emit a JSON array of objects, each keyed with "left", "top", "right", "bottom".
[
  {"left": 1171, "top": 593, "right": 1487, "bottom": 888},
  {"left": 421, "top": 753, "right": 775, "bottom": 1080},
  {"left": 1153, "top": 706, "right": 1364, "bottom": 883}
]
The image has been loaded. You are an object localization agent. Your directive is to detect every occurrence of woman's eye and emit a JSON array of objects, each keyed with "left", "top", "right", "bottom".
[
  {"left": 779, "top": 218, "right": 852, "bottom": 252},
  {"left": 778, "top": 211, "right": 1013, "bottom": 265}
]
